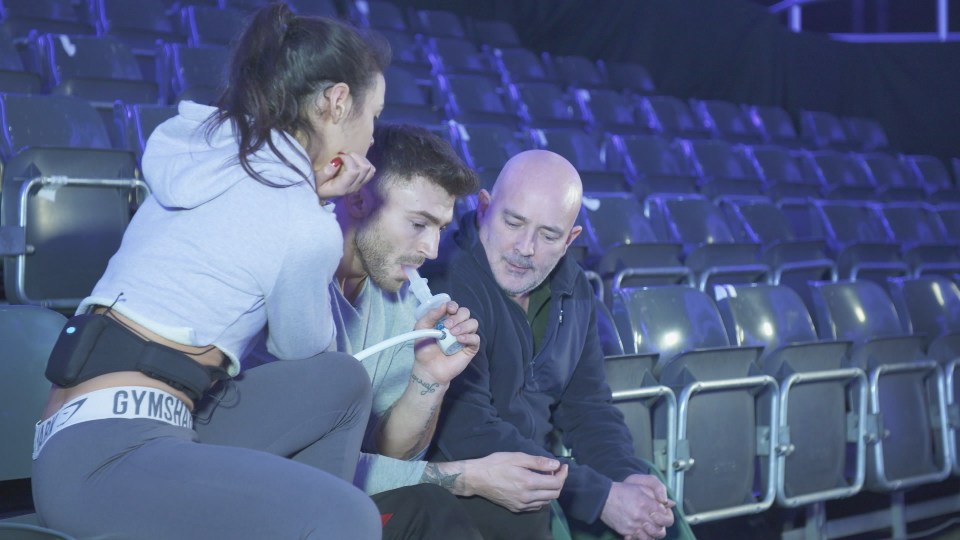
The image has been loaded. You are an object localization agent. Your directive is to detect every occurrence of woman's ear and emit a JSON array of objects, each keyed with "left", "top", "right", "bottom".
[{"left": 320, "top": 83, "right": 351, "bottom": 124}]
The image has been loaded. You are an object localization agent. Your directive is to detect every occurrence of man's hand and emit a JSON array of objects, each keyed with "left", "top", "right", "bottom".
[
  {"left": 600, "top": 473, "right": 675, "bottom": 540},
  {"left": 410, "top": 300, "right": 480, "bottom": 389},
  {"left": 423, "top": 452, "right": 567, "bottom": 513},
  {"left": 314, "top": 151, "right": 376, "bottom": 200},
  {"left": 372, "top": 300, "right": 479, "bottom": 459}
]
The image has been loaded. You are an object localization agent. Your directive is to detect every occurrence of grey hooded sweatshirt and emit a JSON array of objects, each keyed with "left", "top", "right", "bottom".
[{"left": 78, "top": 101, "right": 341, "bottom": 376}]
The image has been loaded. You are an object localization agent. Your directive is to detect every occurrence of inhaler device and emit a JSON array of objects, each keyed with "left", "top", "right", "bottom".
[
  {"left": 403, "top": 266, "right": 464, "bottom": 355},
  {"left": 351, "top": 267, "right": 463, "bottom": 361}
]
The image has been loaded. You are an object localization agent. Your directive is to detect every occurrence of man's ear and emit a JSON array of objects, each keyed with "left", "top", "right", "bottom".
[
  {"left": 344, "top": 186, "right": 374, "bottom": 219},
  {"left": 476, "top": 189, "right": 492, "bottom": 221},
  {"left": 563, "top": 225, "right": 582, "bottom": 251}
]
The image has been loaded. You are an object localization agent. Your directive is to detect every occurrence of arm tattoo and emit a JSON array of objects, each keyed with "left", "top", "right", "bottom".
[
  {"left": 421, "top": 463, "right": 462, "bottom": 491},
  {"left": 411, "top": 373, "right": 440, "bottom": 395}
]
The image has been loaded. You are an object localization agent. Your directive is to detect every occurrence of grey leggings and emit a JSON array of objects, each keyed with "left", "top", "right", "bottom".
[{"left": 32, "top": 353, "right": 381, "bottom": 540}]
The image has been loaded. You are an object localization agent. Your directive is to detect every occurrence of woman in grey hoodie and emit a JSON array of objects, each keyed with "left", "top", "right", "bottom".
[{"left": 32, "top": 4, "right": 389, "bottom": 539}]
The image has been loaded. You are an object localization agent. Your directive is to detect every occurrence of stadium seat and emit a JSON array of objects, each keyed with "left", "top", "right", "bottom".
[
  {"left": 611, "top": 134, "right": 700, "bottom": 199},
  {"left": 94, "top": 0, "right": 185, "bottom": 52},
  {"left": 602, "top": 60, "right": 656, "bottom": 95},
  {"left": 409, "top": 8, "right": 466, "bottom": 39},
  {"left": 683, "top": 139, "right": 764, "bottom": 198},
  {"left": 800, "top": 110, "right": 856, "bottom": 151},
  {"left": 887, "top": 275, "right": 960, "bottom": 474},
  {"left": 451, "top": 122, "right": 531, "bottom": 190},
  {"left": 426, "top": 36, "right": 498, "bottom": 79},
  {"left": 512, "top": 82, "right": 588, "bottom": 130},
  {"left": 574, "top": 88, "right": 650, "bottom": 136},
  {"left": 746, "top": 144, "right": 821, "bottom": 199},
  {"left": 288, "top": 0, "right": 339, "bottom": 17},
  {"left": 0, "top": 0, "right": 93, "bottom": 39},
  {"left": 714, "top": 283, "right": 866, "bottom": 507},
  {"left": 690, "top": 99, "right": 765, "bottom": 144},
  {"left": 0, "top": 24, "right": 39, "bottom": 94},
  {"left": 579, "top": 192, "right": 692, "bottom": 299},
  {"left": 529, "top": 128, "right": 627, "bottom": 192},
  {"left": 809, "top": 199, "right": 910, "bottom": 284},
  {"left": 439, "top": 73, "right": 521, "bottom": 128},
  {"left": 380, "top": 65, "right": 444, "bottom": 126},
  {"left": 113, "top": 102, "right": 177, "bottom": 161},
  {"left": 0, "top": 305, "right": 76, "bottom": 538},
  {"left": 611, "top": 285, "right": 775, "bottom": 524},
  {"left": 905, "top": 154, "right": 960, "bottom": 203},
  {"left": 163, "top": 43, "right": 228, "bottom": 104},
  {"left": 637, "top": 95, "right": 712, "bottom": 140},
  {"left": 843, "top": 116, "right": 891, "bottom": 152},
  {"left": 604, "top": 349, "right": 678, "bottom": 484},
  {"left": 467, "top": 18, "right": 520, "bottom": 48},
  {"left": 808, "top": 279, "right": 951, "bottom": 491},
  {"left": 644, "top": 193, "right": 770, "bottom": 291},
  {"left": 875, "top": 201, "right": 960, "bottom": 278},
  {"left": 746, "top": 104, "right": 802, "bottom": 148},
  {"left": 717, "top": 195, "right": 836, "bottom": 306},
  {"left": 493, "top": 46, "right": 557, "bottom": 85},
  {"left": 0, "top": 93, "right": 144, "bottom": 308},
  {"left": 181, "top": 5, "right": 246, "bottom": 47},
  {"left": 358, "top": 0, "right": 408, "bottom": 31},
  {"left": 378, "top": 28, "right": 433, "bottom": 78},
  {"left": 551, "top": 54, "right": 608, "bottom": 90},
  {"left": 802, "top": 150, "right": 877, "bottom": 200},
  {"left": 858, "top": 152, "right": 927, "bottom": 202}
]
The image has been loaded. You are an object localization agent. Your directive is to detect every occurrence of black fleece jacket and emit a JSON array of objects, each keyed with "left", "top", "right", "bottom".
[{"left": 430, "top": 211, "right": 648, "bottom": 524}]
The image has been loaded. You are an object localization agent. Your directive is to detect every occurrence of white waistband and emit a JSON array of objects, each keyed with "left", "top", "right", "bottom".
[{"left": 33, "top": 386, "right": 193, "bottom": 460}]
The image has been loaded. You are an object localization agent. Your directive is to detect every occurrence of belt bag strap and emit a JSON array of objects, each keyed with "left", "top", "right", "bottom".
[{"left": 46, "top": 314, "right": 226, "bottom": 402}]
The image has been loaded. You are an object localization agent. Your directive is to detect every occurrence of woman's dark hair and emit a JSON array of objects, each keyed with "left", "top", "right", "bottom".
[{"left": 209, "top": 2, "right": 390, "bottom": 186}]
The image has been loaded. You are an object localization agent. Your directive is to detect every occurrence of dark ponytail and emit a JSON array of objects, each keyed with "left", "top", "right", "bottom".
[{"left": 209, "top": 2, "right": 390, "bottom": 186}]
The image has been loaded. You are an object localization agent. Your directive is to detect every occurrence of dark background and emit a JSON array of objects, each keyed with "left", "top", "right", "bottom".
[{"left": 390, "top": 0, "right": 960, "bottom": 164}]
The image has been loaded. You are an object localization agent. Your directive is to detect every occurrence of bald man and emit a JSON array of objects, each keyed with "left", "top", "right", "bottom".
[{"left": 430, "top": 150, "right": 694, "bottom": 540}]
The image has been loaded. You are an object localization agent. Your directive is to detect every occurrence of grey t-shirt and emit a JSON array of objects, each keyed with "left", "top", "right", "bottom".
[{"left": 329, "top": 280, "right": 429, "bottom": 495}]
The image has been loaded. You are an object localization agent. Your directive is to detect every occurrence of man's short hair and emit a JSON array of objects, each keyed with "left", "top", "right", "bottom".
[{"left": 366, "top": 123, "right": 479, "bottom": 201}]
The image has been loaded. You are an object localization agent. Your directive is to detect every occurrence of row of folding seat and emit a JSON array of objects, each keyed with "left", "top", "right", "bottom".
[
  {"left": 568, "top": 191, "right": 960, "bottom": 304},
  {"left": 589, "top": 276, "right": 960, "bottom": 526}
]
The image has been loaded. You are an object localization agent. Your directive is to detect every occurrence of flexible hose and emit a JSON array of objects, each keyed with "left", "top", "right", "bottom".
[{"left": 352, "top": 329, "right": 445, "bottom": 361}]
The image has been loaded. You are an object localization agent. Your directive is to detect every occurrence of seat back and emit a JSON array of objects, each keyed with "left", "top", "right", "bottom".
[
  {"left": 0, "top": 306, "right": 66, "bottom": 482},
  {"left": 0, "top": 93, "right": 140, "bottom": 307},
  {"left": 182, "top": 5, "right": 246, "bottom": 47}
]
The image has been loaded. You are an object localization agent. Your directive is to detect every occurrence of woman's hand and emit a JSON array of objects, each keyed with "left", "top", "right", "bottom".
[{"left": 314, "top": 151, "right": 376, "bottom": 200}]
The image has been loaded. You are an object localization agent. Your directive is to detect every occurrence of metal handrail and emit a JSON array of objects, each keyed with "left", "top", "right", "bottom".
[{"left": 769, "top": 0, "right": 952, "bottom": 42}]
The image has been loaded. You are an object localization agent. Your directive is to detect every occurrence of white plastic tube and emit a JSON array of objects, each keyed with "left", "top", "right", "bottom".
[{"left": 352, "top": 329, "right": 445, "bottom": 361}]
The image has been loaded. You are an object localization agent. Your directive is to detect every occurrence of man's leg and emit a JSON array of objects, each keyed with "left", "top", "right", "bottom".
[
  {"left": 371, "top": 484, "right": 483, "bottom": 540},
  {"left": 455, "top": 494, "right": 553, "bottom": 540}
]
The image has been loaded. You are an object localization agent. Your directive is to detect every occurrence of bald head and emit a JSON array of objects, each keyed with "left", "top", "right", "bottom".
[
  {"left": 490, "top": 150, "right": 583, "bottom": 231},
  {"left": 477, "top": 150, "right": 584, "bottom": 303}
]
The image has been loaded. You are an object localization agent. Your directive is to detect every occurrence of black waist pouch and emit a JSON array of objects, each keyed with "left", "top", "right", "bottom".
[{"left": 46, "top": 314, "right": 227, "bottom": 402}]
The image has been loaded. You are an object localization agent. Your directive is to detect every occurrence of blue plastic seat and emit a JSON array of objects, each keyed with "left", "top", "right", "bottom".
[
  {"left": 611, "top": 285, "right": 776, "bottom": 524},
  {"left": 808, "top": 280, "right": 951, "bottom": 491},
  {"left": 644, "top": 193, "right": 770, "bottom": 291},
  {"left": 714, "top": 283, "right": 865, "bottom": 507},
  {"left": 0, "top": 94, "right": 144, "bottom": 308}
]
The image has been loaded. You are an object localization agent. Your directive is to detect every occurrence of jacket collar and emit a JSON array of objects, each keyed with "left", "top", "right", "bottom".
[{"left": 454, "top": 210, "right": 579, "bottom": 297}]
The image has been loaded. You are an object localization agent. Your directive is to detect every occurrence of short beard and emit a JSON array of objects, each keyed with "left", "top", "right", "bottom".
[{"left": 355, "top": 220, "right": 423, "bottom": 293}]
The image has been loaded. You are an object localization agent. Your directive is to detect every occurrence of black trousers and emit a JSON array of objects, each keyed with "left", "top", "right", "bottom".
[
  {"left": 454, "top": 495, "right": 552, "bottom": 540},
  {"left": 372, "top": 484, "right": 484, "bottom": 540}
]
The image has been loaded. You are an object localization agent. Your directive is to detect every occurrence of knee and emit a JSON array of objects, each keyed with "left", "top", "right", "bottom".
[
  {"left": 304, "top": 483, "right": 381, "bottom": 540},
  {"left": 299, "top": 352, "right": 372, "bottom": 410}
]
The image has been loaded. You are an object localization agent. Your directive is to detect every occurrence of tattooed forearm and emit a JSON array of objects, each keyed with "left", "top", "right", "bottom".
[
  {"left": 421, "top": 463, "right": 463, "bottom": 493},
  {"left": 411, "top": 373, "right": 440, "bottom": 395}
]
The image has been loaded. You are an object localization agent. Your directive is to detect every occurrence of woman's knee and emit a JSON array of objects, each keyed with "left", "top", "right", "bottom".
[{"left": 302, "top": 482, "right": 381, "bottom": 539}]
